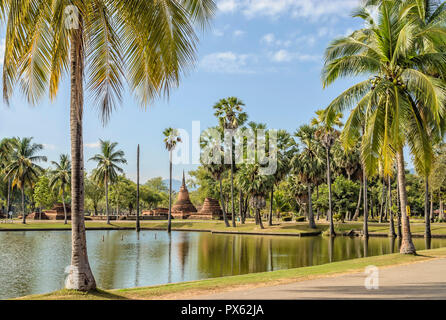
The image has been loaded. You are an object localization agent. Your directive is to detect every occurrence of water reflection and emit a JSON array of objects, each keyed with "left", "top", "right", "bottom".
[{"left": 0, "top": 230, "right": 445, "bottom": 299}]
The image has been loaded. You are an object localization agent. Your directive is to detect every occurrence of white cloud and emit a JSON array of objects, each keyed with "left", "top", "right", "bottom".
[
  {"left": 218, "top": 0, "right": 239, "bottom": 13},
  {"left": 261, "top": 33, "right": 275, "bottom": 45},
  {"left": 233, "top": 30, "right": 245, "bottom": 37},
  {"left": 43, "top": 144, "right": 56, "bottom": 151},
  {"left": 218, "top": 0, "right": 360, "bottom": 20},
  {"left": 85, "top": 141, "right": 100, "bottom": 148},
  {"left": 200, "top": 51, "right": 256, "bottom": 74},
  {"left": 270, "top": 50, "right": 320, "bottom": 63}
]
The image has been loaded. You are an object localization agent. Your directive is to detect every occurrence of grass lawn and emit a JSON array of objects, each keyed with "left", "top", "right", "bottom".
[
  {"left": 18, "top": 247, "right": 446, "bottom": 300},
  {"left": 1, "top": 219, "right": 446, "bottom": 236}
]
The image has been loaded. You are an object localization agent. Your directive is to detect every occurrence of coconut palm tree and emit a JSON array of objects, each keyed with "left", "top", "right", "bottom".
[
  {"left": 0, "top": 138, "right": 14, "bottom": 214},
  {"left": 163, "top": 128, "right": 182, "bottom": 233},
  {"left": 2, "top": 0, "right": 215, "bottom": 290},
  {"left": 322, "top": 0, "right": 446, "bottom": 253},
  {"left": 214, "top": 97, "right": 248, "bottom": 227},
  {"left": 5, "top": 138, "right": 47, "bottom": 224},
  {"left": 49, "top": 154, "right": 71, "bottom": 225},
  {"left": 90, "top": 140, "right": 127, "bottom": 225},
  {"left": 311, "top": 110, "right": 343, "bottom": 237}
]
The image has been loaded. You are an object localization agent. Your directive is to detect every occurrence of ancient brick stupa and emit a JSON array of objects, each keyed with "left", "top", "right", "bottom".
[
  {"left": 172, "top": 171, "right": 197, "bottom": 219},
  {"left": 193, "top": 198, "right": 223, "bottom": 220}
]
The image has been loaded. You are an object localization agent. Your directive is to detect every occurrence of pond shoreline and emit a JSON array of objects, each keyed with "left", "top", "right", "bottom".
[{"left": 1, "top": 224, "right": 446, "bottom": 238}]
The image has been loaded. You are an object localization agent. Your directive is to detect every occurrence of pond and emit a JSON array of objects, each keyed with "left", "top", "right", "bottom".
[{"left": 0, "top": 230, "right": 444, "bottom": 299}]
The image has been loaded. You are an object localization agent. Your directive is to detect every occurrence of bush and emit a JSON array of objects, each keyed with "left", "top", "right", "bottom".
[
  {"left": 281, "top": 212, "right": 293, "bottom": 222},
  {"left": 295, "top": 216, "right": 305, "bottom": 222},
  {"left": 333, "top": 213, "right": 343, "bottom": 222}
]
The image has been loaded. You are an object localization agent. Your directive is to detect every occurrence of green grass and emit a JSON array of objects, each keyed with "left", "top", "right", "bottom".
[
  {"left": 1, "top": 219, "right": 446, "bottom": 236},
  {"left": 19, "top": 247, "right": 446, "bottom": 300}
]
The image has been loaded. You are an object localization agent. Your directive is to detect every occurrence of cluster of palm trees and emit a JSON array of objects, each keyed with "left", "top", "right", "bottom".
[{"left": 321, "top": 0, "right": 446, "bottom": 254}]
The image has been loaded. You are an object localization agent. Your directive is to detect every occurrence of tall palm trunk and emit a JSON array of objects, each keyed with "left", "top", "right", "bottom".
[
  {"left": 430, "top": 193, "right": 434, "bottom": 223},
  {"left": 424, "top": 178, "right": 431, "bottom": 239},
  {"left": 219, "top": 178, "right": 230, "bottom": 227},
  {"left": 396, "top": 181, "right": 402, "bottom": 238},
  {"left": 62, "top": 187, "right": 68, "bottom": 225},
  {"left": 388, "top": 176, "right": 396, "bottom": 238},
  {"left": 136, "top": 144, "right": 140, "bottom": 233},
  {"left": 268, "top": 186, "right": 274, "bottom": 226},
  {"left": 396, "top": 149, "right": 416, "bottom": 254},
  {"left": 21, "top": 187, "right": 26, "bottom": 224},
  {"left": 230, "top": 147, "right": 236, "bottom": 227},
  {"left": 257, "top": 208, "right": 264, "bottom": 229},
  {"left": 379, "top": 177, "right": 386, "bottom": 223},
  {"left": 239, "top": 189, "right": 245, "bottom": 224},
  {"left": 352, "top": 179, "right": 362, "bottom": 221},
  {"left": 167, "top": 151, "right": 173, "bottom": 233},
  {"left": 66, "top": 22, "right": 96, "bottom": 291},
  {"left": 326, "top": 148, "right": 335, "bottom": 237},
  {"left": 6, "top": 178, "right": 11, "bottom": 212},
  {"left": 105, "top": 175, "right": 110, "bottom": 224},
  {"left": 307, "top": 184, "right": 316, "bottom": 229},
  {"left": 316, "top": 185, "right": 320, "bottom": 220},
  {"left": 363, "top": 167, "right": 369, "bottom": 238}
]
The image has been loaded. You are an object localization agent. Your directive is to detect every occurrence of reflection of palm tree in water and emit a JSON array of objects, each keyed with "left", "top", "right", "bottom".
[
  {"left": 389, "top": 237, "right": 396, "bottom": 254},
  {"left": 363, "top": 237, "right": 369, "bottom": 258},
  {"left": 135, "top": 233, "right": 141, "bottom": 287},
  {"left": 328, "top": 237, "right": 334, "bottom": 263},
  {"left": 269, "top": 239, "right": 274, "bottom": 271},
  {"left": 168, "top": 233, "right": 172, "bottom": 284}
]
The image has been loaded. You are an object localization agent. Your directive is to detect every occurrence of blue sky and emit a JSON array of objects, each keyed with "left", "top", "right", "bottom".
[{"left": 0, "top": 0, "right": 373, "bottom": 182}]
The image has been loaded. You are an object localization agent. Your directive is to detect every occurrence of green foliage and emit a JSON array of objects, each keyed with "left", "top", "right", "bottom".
[{"left": 33, "top": 175, "right": 56, "bottom": 210}]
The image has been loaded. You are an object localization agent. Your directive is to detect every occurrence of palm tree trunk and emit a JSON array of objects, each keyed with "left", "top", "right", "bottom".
[
  {"left": 257, "top": 208, "right": 264, "bottom": 229},
  {"left": 353, "top": 179, "right": 362, "bottom": 221},
  {"left": 307, "top": 184, "right": 316, "bottom": 229},
  {"left": 268, "top": 186, "right": 274, "bottom": 226},
  {"left": 105, "top": 176, "right": 110, "bottom": 225},
  {"left": 230, "top": 149, "right": 236, "bottom": 227},
  {"left": 168, "top": 152, "right": 173, "bottom": 233},
  {"left": 66, "top": 20, "right": 96, "bottom": 291},
  {"left": 219, "top": 178, "right": 230, "bottom": 227},
  {"left": 430, "top": 193, "right": 434, "bottom": 223},
  {"left": 379, "top": 178, "right": 386, "bottom": 223},
  {"left": 62, "top": 188, "right": 68, "bottom": 225},
  {"left": 424, "top": 178, "right": 431, "bottom": 239},
  {"left": 396, "top": 181, "right": 402, "bottom": 238},
  {"left": 326, "top": 148, "right": 335, "bottom": 237},
  {"left": 239, "top": 189, "right": 245, "bottom": 224},
  {"left": 363, "top": 167, "right": 369, "bottom": 238},
  {"left": 396, "top": 149, "right": 416, "bottom": 254},
  {"left": 136, "top": 144, "right": 140, "bottom": 233},
  {"left": 6, "top": 178, "right": 11, "bottom": 212},
  {"left": 388, "top": 176, "right": 396, "bottom": 238},
  {"left": 316, "top": 184, "right": 320, "bottom": 220},
  {"left": 21, "top": 188, "right": 26, "bottom": 224}
]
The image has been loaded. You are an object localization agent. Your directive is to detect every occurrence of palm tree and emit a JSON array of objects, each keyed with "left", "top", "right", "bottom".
[
  {"left": 163, "top": 128, "right": 182, "bottom": 233},
  {"left": 214, "top": 97, "right": 248, "bottom": 227},
  {"left": 0, "top": 138, "right": 13, "bottom": 214},
  {"left": 322, "top": 0, "right": 446, "bottom": 253},
  {"left": 5, "top": 138, "right": 47, "bottom": 224},
  {"left": 90, "top": 140, "right": 127, "bottom": 225},
  {"left": 238, "top": 164, "right": 273, "bottom": 229},
  {"left": 268, "top": 130, "right": 293, "bottom": 226},
  {"left": 293, "top": 125, "right": 323, "bottom": 229},
  {"left": 49, "top": 154, "right": 71, "bottom": 225},
  {"left": 311, "top": 110, "right": 343, "bottom": 237},
  {"left": 2, "top": 0, "right": 215, "bottom": 290}
]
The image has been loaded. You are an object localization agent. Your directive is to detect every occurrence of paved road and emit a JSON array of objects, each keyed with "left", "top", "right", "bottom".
[{"left": 190, "top": 259, "right": 446, "bottom": 300}]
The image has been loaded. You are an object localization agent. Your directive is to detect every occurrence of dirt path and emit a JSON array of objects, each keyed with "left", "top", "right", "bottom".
[{"left": 188, "top": 258, "right": 446, "bottom": 300}]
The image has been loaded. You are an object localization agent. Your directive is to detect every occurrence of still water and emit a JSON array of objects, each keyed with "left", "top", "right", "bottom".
[{"left": 0, "top": 230, "right": 444, "bottom": 299}]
